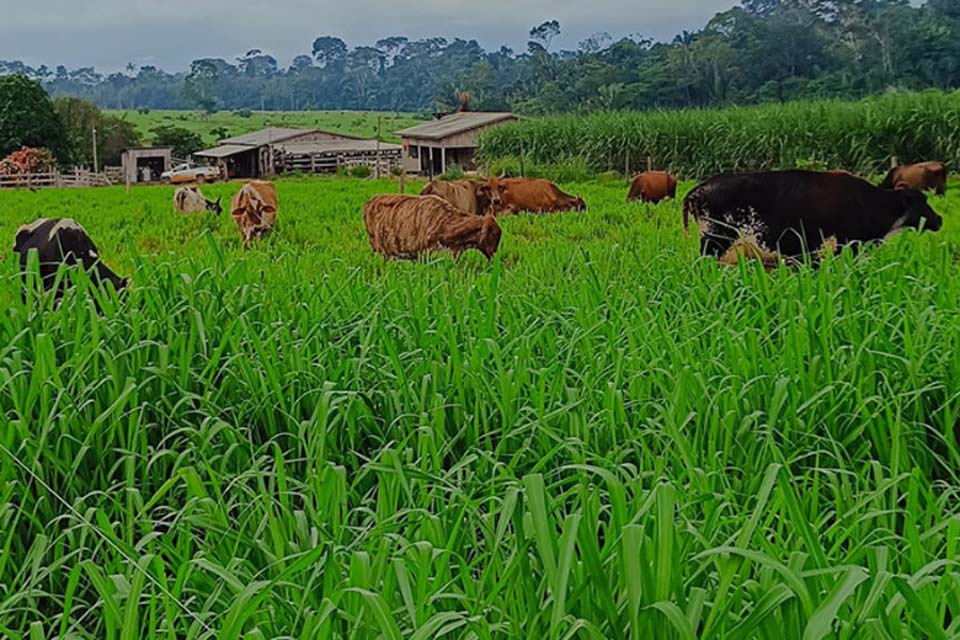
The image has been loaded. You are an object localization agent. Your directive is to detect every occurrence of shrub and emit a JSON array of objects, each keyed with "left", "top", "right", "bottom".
[
  {"left": 0, "top": 146, "right": 57, "bottom": 175},
  {"left": 233, "top": 109, "right": 253, "bottom": 118},
  {"left": 349, "top": 164, "right": 372, "bottom": 179},
  {"left": 439, "top": 163, "right": 465, "bottom": 181}
]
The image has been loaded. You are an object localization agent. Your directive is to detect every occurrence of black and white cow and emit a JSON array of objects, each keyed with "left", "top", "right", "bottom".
[
  {"left": 13, "top": 218, "right": 128, "bottom": 296},
  {"left": 683, "top": 170, "right": 943, "bottom": 261}
]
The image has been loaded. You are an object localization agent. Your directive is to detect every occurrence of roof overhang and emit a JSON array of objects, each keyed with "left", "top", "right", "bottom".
[{"left": 194, "top": 144, "right": 255, "bottom": 158}]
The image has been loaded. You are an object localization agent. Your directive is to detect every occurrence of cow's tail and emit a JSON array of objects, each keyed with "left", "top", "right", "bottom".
[{"left": 879, "top": 168, "right": 897, "bottom": 189}]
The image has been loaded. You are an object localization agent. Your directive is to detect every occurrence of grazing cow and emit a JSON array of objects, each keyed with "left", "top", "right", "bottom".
[
  {"left": 174, "top": 186, "right": 222, "bottom": 214},
  {"left": 14, "top": 218, "right": 128, "bottom": 296},
  {"left": 231, "top": 181, "right": 278, "bottom": 245},
  {"left": 627, "top": 171, "right": 677, "bottom": 204},
  {"left": 363, "top": 194, "right": 501, "bottom": 260},
  {"left": 880, "top": 161, "right": 948, "bottom": 195},
  {"left": 420, "top": 179, "right": 500, "bottom": 215},
  {"left": 683, "top": 170, "right": 942, "bottom": 261},
  {"left": 484, "top": 178, "right": 586, "bottom": 215}
]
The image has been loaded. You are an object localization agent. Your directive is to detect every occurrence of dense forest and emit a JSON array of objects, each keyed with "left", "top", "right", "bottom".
[{"left": 4, "top": 0, "right": 960, "bottom": 114}]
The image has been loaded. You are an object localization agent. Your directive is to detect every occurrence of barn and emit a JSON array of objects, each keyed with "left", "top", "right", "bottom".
[
  {"left": 396, "top": 112, "right": 518, "bottom": 177},
  {"left": 194, "top": 127, "right": 401, "bottom": 179}
]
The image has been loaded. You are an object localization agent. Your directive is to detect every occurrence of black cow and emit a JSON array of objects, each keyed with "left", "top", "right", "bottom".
[
  {"left": 14, "top": 218, "right": 128, "bottom": 296},
  {"left": 683, "top": 170, "right": 942, "bottom": 260}
]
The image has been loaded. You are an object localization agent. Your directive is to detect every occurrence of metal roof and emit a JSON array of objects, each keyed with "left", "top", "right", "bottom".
[
  {"left": 219, "top": 127, "right": 319, "bottom": 146},
  {"left": 281, "top": 140, "right": 402, "bottom": 155},
  {"left": 395, "top": 112, "right": 517, "bottom": 141},
  {"left": 193, "top": 144, "right": 255, "bottom": 158}
]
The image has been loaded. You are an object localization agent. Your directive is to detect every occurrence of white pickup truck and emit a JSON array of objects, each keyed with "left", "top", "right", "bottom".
[{"left": 161, "top": 163, "right": 221, "bottom": 184}]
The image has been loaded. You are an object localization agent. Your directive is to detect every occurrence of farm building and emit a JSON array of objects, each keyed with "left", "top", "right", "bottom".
[
  {"left": 120, "top": 147, "right": 173, "bottom": 184},
  {"left": 396, "top": 112, "right": 518, "bottom": 176},
  {"left": 194, "top": 127, "right": 401, "bottom": 178}
]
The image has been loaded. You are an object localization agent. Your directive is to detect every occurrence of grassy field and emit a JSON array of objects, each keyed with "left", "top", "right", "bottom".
[
  {"left": 479, "top": 90, "right": 960, "bottom": 178},
  {"left": 108, "top": 110, "right": 424, "bottom": 147},
  {"left": 1, "top": 176, "right": 960, "bottom": 638}
]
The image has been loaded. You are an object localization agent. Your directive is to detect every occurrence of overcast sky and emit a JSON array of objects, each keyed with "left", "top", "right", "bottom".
[{"left": 1, "top": 0, "right": 737, "bottom": 72}]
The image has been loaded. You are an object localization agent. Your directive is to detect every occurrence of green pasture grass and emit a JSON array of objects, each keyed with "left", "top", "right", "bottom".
[
  {"left": 479, "top": 90, "right": 960, "bottom": 179},
  {"left": 1, "top": 176, "right": 960, "bottom": 638},
  {"left": 107, "top": 110, "right": 423, "bottom": 148}
]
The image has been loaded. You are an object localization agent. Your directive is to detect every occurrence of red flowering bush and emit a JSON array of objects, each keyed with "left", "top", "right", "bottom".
[{"left": 0, "top": 146, "right": 57, "bottom": 175}]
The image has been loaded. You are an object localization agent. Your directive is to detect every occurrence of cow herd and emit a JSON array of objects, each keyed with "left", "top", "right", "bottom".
[
  {"left": 363, "top": 161, "right": 946, "bottom": 263},
  {"left": 9, "top": 160, "right": 949, "bottom": 298}
]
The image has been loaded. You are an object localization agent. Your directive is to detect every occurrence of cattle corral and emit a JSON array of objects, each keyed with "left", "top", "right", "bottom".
[{"left": 2, "top": 176, "right": 960, "bottom": 638}]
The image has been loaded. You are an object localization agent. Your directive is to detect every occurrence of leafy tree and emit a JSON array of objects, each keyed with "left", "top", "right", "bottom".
[
  {"left": 55, "top": 96, "right": 142, "bottom": 166},
  {"left": 312, "top": 36, "right": 348, "bottom": 68},
  {"left": 183, "top": 60, "right": 219, "bottom": 113},
  {"left": 151, "top": 125, "right": 204, "bottom": 158},
  {"left": 530, "top": 20, "right": 562, "bottom": 50},
  {"left": 0, "top": 74, "right": 68, "bottom": 161}
]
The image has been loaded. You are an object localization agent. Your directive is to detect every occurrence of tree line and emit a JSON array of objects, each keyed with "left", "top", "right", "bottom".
[
  {"left": 4, "top": 0, "right": 960, "bottom": 114},
  {"left": 0, "top": 74, "right": 207, "bottom": 169}
]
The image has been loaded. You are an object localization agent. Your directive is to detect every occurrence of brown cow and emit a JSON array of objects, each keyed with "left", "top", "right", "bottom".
[
  {"left": 880, "top": 161, "right": 947, "bottom": 195},
  {"left": 627, "top": 171, "right": 677, "bottom": 203},
  {"left": 484, "top": 178, "right": 586, "bottom": 215},
  {"left": 363, "top": 194, "right": 501, "bottom": 260},
  {"left": 420, "top": 179, "right": 500, "bottom": 215},
  {"left": 231, "top": 181, "right": 278, "bottom": 245}
]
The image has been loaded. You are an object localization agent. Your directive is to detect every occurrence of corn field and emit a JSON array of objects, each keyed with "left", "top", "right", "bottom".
[
  {"left": 1, "top": 178, "right": 959, "bottom": 638},
  {"left": 478, "top": 91, "right": 960, "bottom": 178}
]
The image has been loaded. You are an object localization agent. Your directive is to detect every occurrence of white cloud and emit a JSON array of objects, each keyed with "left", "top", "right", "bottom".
[{"left": 0, "top": 0, "right": 735, "bottom": 71}]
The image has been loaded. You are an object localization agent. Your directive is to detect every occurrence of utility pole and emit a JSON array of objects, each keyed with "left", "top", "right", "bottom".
[
  {"left": 375, "top": 115, "right": 382, "bottom": 179},
  {"left": 92, "top": 126, "right": 99, "bottom": 174}
]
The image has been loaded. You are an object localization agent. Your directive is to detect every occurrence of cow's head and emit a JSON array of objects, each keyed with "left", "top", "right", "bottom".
[
  {"left": 897, "top": 189, "right": 942, "bottom": 233},
  {"left": 444, "top": 215, "right": 502, "bottom": 259},
  {"left": 478, "top": 179, "right": 507, "bottom": 215},
  {"left": 574, "top": 196, "right": 587, "bottom": 212},
  {"left": 206, "top": 196, "right": 223, "bottom": 215}
]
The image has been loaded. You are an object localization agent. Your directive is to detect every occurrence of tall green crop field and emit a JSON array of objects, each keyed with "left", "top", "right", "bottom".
[
  {"left": 479, "top": 91, "right": 960, "bottom": 178},
  {"left": 1, "top": 177, "right": 960, "bottom": 638}
]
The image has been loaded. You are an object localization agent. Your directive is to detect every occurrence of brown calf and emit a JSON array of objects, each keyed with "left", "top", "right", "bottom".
[
  {"left": 627, "top": 171, "right": 677, "bottom": 203},
  {"left": 484, "top": 178, "right": 586, "bottom": 215}
]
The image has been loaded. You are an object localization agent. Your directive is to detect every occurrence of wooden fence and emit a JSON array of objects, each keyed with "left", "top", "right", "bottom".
[
  {"left": 283, "top": 150, "right": 402, "bottom": 177},
  {"left": 0, "top": 169, "right": 113, "bottom": 190}
]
